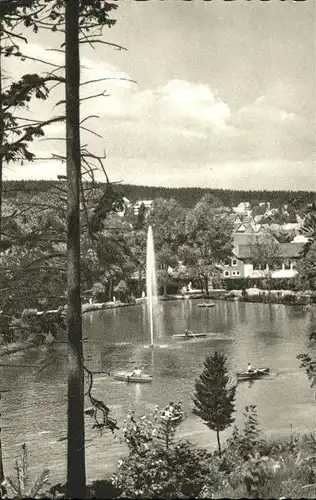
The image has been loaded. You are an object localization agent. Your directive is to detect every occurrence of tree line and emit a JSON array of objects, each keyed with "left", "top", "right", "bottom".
[{"left": 3, "top": 179, "right": 316, "bottom": 209}]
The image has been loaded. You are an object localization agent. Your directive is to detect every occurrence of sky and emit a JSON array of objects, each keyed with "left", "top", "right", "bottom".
[{"left": 3, "top": 0, "right": 315, "bottom": 190}]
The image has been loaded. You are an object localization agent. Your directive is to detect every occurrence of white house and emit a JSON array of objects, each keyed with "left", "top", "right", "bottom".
[
  {"left": 222, "top": 241, "right": 305, "bottom": 279},
  {"left": 232, "top": 202, "right": 252, "bottom": 217},
  {"left": 133, "top": 200, "right": 153, "bottom": 215}
]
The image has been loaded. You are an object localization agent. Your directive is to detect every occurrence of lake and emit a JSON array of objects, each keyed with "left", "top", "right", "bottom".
[{"left": 1, "top": 300, "right": 316, "bottom": 486}]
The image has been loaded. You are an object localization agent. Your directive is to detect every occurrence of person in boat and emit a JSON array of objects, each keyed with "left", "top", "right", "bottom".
[
  {"left": 246, "top": 362, "right": 254, "bottom": 373},
  {"left": 131, "top": 366, "right": 142, "bottom": 377},
  {"left": 185, "top": 328, "right": 192, "bottom": 338},
  {"left": 174, "top": 401, "right": 183, "bottom": 417},
  {"left": 163, "top": 401, "right": 175, "bottom": 418}
]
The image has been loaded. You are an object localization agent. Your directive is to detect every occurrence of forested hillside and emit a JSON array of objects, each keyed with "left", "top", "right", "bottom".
[{"left": 3, "top": 180, "right": 315, "bottom": 209}]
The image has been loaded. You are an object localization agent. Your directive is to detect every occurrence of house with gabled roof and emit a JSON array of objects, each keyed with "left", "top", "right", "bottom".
[
  {"left": 232, "top": 201, "right": 251, "bottom": 217},
  {"left": 222, "top": 240, "right": 305, "bottom": 280},
  {"left": 234, "top": 223, "right": 248, "bottom": 233}
]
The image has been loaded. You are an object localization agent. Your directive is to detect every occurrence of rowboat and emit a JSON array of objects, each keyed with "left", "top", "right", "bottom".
[
  {"left": 160, "top": 405, "right": 184, "bottom": 423},
  {"left": 236, "top": 367, "right": 270, "bottom": 381},
  {"left": 113, "top": 371, "right": 153, "bottom": 383},
  {"left": 197, "top": 302, "right": 215, "bottom": 308},
  {"left": 172, "top": 333, "right": 207, "bottom": 339}
]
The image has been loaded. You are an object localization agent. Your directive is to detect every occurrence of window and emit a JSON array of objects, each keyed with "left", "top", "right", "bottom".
[
  {"left": 232, "top": 271, "right": 240, "bottom": 277},
  {"left": 232, "top": 259, "right": 238, "bottom": 266},
  {"left": 224, "top": 271, "right": 230, "bottom": 277},
  {"left": 232, "top": 271, "right": 240, "bottom": 276}
]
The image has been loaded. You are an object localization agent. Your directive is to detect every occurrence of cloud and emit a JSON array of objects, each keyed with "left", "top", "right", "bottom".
[
  {"left": 88, "top": 78, "right": 232, "bottom": 133},
  {"left": 231, "top": 93, "right": 313, "bottom": 163},
  {"left": 21, "top": 42, "right": 64, "bottom": 66},
  {"left": 153, "top": 80, "right": 231, "bottom": 130},
  {"left": 2, "top": 42, "right": 313, "bottom": 190}
]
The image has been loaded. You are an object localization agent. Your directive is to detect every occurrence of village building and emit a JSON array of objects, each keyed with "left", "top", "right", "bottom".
[
  {"left": 133, "top": 200, "right": 154, "bottom": 215},
  {"left": 222, "top": 239, "right": 305, "bottom": 279}
]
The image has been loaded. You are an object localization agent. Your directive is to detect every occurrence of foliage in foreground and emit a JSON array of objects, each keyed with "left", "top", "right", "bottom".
[
  {"left": 1, "top": 444, "right": 50, "bottom": 499},
  {"left": 112, "top": 440, "right": 213, "bottom": 499},
  {"left": 111, "top": 406, "right": 215, "bottom": 498},
  {"left": 3, "top": 407, "right": 316, "bottom": 499},
  {"left": 110, "top": 404, "right": 316, "bottom": 500}
]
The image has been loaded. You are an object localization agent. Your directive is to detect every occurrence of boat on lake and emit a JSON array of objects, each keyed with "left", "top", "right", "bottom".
[
  {"left": 236, "top": 367, "right": 270, "bottom": 381},
  {"left": 113, "top": 371, "right": 153, "bottom": 383},
  {"left": 160, "top": 404, "right": 185, "bottom": 423},
  {"left": 172, "top": 332, "right": 207, "bottom": 340},
  {"left": 197, "top": 302, "right": 215, "bottom": 308}
]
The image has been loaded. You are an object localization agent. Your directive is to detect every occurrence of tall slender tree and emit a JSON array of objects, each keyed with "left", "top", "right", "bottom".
[
  {"left": 193, "top": 351, "right": 236, "bottom": 454},
  {"left": 64, "top": 0, "right": 86, "bottom": 497},
  {"left": 1, "top": 3, "right": 120, "bottom": 497}
]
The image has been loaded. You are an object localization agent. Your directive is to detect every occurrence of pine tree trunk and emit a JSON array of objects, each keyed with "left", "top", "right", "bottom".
[
  {"left": 108, "top": 278, "right": 113, "bottom": 301},
  {"left": 0, "top": 23, "right": 4, "bottom": 243},
  {"left": 0, "top": 394, "right": 5, "bottom": 499},
  {"left": 0, "top": 26, "right": 5, "bottom": 500},
  {"left": 65, "top": 1, "right": 86, "bottom": 497},
  {"left": 216, "top": 427, "right": 221, "bottom": 455},
  {"left": 204, "top": 274, "right": 209, "bottom": 298},
  {"left": 138, "top": 267, "right": 142, "bottom": 297}
]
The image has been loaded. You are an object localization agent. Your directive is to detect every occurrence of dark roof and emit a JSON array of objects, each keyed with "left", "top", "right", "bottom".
[
  {"left": 233, "top": 233, "right": 268, "bottom": 246},
  {"left": 279, "top": 242, "right": 306, "bottom": 257},
  {"left": 236, "top": 242, "right": 306, "bottom": 260}
]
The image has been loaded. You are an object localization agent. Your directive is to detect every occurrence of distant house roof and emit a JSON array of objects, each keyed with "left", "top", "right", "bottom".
[
  {"left": 269, "top": 223, "right": 282, "bottom": 231},
  {"left": 233, "top": 233, "right": 268, "bottom": 247},
  {"left": 234, "top": 223, "right": 247, "bottom": 233},
  {"left": 236, "top": 242, "right": 305, "bottom": 260},
  {"left": 282, "top": 223, "right": 300, "bottom": 231},
  {"left": 292, "top": 234, "right": 309, "bottom": 243},
  {"left": 278, "top": 242, "right": 306, "bottom": 257},
  {"left": 233, "top": 223, "right": 262, "bottom": 237},
  {"left": 232, "top": 202, "right": 250, "bottom": 214}
]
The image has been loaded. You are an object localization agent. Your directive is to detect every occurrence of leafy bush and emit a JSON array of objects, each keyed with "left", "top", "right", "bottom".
[
  {"left": 112, "top": 441, "right": 213, "bottom": 499},
  {"left": 112, "top": 405, "right": 216, "bottom": 498},
  {"left": 220, "top": 451, "right": 280, "bottom": 499},
  {"left": 223, "top": 406, "right": 265, "bottom": 466},
  {"left": 225, "top": 277, "right": 300, "bottom": 291}
]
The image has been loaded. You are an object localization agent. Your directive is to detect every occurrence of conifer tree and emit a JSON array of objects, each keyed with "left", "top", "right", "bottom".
[{"left": 193, "top": 351, "right": 236, "bottom": 454}]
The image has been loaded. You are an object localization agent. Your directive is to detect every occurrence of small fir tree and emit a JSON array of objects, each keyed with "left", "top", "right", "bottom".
[{"left": 193, "top": 351, "right": 236, "bottom": 454}]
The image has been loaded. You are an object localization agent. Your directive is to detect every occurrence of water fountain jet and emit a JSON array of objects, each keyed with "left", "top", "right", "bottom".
[{"left": 144, "top": 226, "right": 167, "bottom": 349}]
